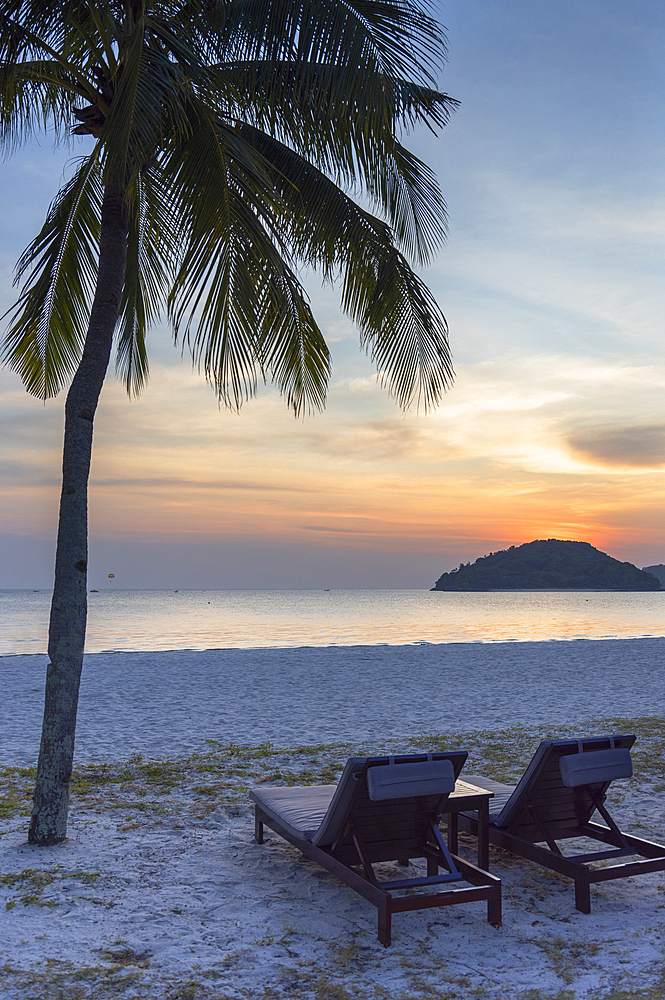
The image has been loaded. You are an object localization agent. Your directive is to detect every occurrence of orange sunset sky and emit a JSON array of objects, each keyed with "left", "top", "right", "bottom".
[{"left": 1, "top": 0, "right": 665, "bottom": 589}]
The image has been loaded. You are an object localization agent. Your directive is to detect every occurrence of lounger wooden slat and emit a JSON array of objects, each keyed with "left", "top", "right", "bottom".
[
  {"left": 458, "top": 734, "right": 665, "bottom": 913},
  {"left": 251, "top": 752, "right": 501, "bottom": 946}
]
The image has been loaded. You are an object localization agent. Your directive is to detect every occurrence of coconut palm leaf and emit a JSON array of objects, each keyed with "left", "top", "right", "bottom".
[
  {"left": 164, "top": 100, "right": 331, "bottom": 412},
  {"left": 115, "top": 167, "right": 179, "bottom": 394},
  {"left": 1, "top": 150, "right": 103, "bottom": 397},
  {"left": 231, "top": 124, "right": 452, "bottom": 407},
  {"left": 203, "top": 61, "right": 456, "bottom": 263}
]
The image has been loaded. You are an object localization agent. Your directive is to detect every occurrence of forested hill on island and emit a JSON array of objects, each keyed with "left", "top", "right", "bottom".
[
  {"left": 644, "top": 564, "right": 665, "bottom": 587},
  {"left": 431, "top": 540, "right": 662, "bottom": 592}
]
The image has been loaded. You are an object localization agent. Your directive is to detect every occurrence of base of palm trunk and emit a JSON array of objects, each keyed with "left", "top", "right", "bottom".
[{"left": 28, "top": 783, "right": 70, "bottom": 845}]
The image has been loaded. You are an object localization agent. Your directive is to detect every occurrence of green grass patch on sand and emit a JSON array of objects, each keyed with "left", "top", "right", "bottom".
[
  {"left": 1, "top": 868, "right": 102, "bottom": 909},
  {"left": 0, "top": 963, "right": 663, "bottom": 1000},
  {"left": 2, "top": 715, "right": 664, "bottom": 828}
]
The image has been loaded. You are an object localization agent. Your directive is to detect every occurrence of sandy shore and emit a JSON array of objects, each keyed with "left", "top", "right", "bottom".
[
  {"left": 1, "top": 716, "right": 664, "bottom": 999},
  {"left": 3, "top": 637, "right": 665, "bottom": 764}
]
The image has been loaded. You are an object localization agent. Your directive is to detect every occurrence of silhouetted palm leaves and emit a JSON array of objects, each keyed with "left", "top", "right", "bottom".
[{"left": 1, "top": 0, "right": 456, "bottom": 411}]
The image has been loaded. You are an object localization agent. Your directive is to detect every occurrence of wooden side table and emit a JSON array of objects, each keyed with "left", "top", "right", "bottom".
[{"left": 443, "top": 779, "right": 493, "bottom": 871}]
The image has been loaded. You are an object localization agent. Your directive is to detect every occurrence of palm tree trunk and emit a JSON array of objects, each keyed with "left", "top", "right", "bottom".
[{"left": 28, "top": 182, "right": 129, "bottom": 846}]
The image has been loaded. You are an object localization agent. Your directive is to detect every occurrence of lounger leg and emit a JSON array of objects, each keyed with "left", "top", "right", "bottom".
[
  {"left": 378, "top": 902, "right": 392, "bottom": 947},
  {"left": 477, "top": 799, "right": 489, "bottom": 872},
  {"left": 487, "top": 887, "right": 502, "bottom": 927},
  {"left": 447, "top": 813, "right": 459, "bottom": 856},
  {"left": 427, "top": 856, "right": 439, "bottom": 876},
  {"left": 574, "top": 875, "right": 591, "bottom": 914},
  {"left": 398, "top": 858, "right": 410, "bottom": 866},
  {"left": 254, "top": 810, "right": 264, "bottom": 845}
]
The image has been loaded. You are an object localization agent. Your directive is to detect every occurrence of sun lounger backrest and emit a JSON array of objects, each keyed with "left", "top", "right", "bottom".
[
  {"left": 559, "top": 747, "right": 632, "bottom": 787},
  {"left": 367, "top": 758, "right": 456, "bottom": 801},
  {"left": 493, "top": 735, "right": 635, "bottom": 839},
  {"left": 312, "top": 751, "right": 466, "bottom": 848},
  {"left": 310, "top": 756, "right": 367, "bottom": 846}
]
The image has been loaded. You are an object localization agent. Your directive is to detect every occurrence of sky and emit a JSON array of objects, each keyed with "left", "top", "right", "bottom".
[{"left": 1, "top": 0, "right": 665, "bottom": 590}]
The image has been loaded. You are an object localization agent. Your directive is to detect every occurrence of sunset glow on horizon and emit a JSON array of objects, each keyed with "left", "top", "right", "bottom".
[{"left": 2, "top": 0, "right": 665, "bottom": 590}]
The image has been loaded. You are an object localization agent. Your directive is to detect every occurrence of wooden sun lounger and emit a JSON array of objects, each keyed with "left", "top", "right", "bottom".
[
  {"left": 457, "top": 734, "right": 665, "bottom": 913},
  {"left": 250, "top": 752, "right": 502, "bottom": 946}
]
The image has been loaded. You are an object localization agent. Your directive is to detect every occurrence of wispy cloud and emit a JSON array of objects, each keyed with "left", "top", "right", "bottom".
[{"left": 565, "top": 425, "right": 665, "bottom": 469}]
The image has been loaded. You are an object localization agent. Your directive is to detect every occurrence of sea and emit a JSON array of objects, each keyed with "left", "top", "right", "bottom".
[{"left": 2, "top": 588, "right": 665, "bottom": 656}]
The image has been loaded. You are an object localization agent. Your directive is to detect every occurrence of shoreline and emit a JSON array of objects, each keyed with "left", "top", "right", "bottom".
[{"left": 3, "top": 629, "right": 665, "bottom": 658}]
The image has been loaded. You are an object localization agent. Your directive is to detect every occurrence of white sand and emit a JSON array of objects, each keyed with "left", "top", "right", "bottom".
[
  {"left": 1, "top": 642, "right": 665, "bottom": 998},
  {"left": 1, "top": 799, "right": 663, "bottom": 999},
  {"left": 3, "top": 637, "right": 665, "bottom": 764}
]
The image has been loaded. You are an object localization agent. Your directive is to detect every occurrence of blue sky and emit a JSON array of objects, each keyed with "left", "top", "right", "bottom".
[{"left": 1, "top": 0, "right": 664, "bottom": 589}]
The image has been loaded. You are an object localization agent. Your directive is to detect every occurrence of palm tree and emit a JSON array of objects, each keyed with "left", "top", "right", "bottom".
[{"left": 0, "top": 0, "right": 456, "bottom": 845}]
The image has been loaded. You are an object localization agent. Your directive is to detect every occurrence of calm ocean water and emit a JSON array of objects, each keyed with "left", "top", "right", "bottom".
[{"left": 1, "top": 588, "right": 664, "bottom": 655}]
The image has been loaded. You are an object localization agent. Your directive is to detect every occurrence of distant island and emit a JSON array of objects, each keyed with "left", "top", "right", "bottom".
[
  {"left": 431, "top": 539, "right": 662, "bottom": 592},
  {"left": 643, "top": 564, "right": 665, "bottom": 587}
]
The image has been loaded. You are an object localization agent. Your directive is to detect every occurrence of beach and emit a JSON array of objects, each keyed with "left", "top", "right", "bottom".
[
  {"left": 3, "top": 637, "right": 665, "bottom": 764},
  {"left": 1, "top": 640, "right": 665, "bottom": 998}
]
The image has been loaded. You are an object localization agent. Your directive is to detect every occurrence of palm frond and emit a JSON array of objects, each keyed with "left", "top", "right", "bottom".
[
  {"left": 115, "top": 166, "right": 179, "bottom": 394},
  {"left": 163, "top": 101, "right": 331, "bottom": 413},
  {"left": 256, "top": 279, "right": 331, "bottom": 416},
  {"left": 98, "top": 11, "right": 147, "bottom": 183},
  {"left": 379, "top": 142, "right": 449, "bottom": 265},
  {"left": 2, "top": 0, "right": 454, "bottom": 412},
  {"left": 354, "top": 251, "right": 453, "bottom": 411},
  {"left": 202, "top": 60, "right": 455, "bottom": 263},
  {"left": 101, "top": 15, "right": 193, "bottom": 184},
  {"left": 0, "top": 34, "right": 96, "bottom": 148},
  {"left": 1, "top": 149, "right": 103, "bottom": 397},
  {"left": 205, "top": 0, "right": 445, "bottom": 85},
  {"left": 233, "top": 124, "right": 452, "bottom": 409}
]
